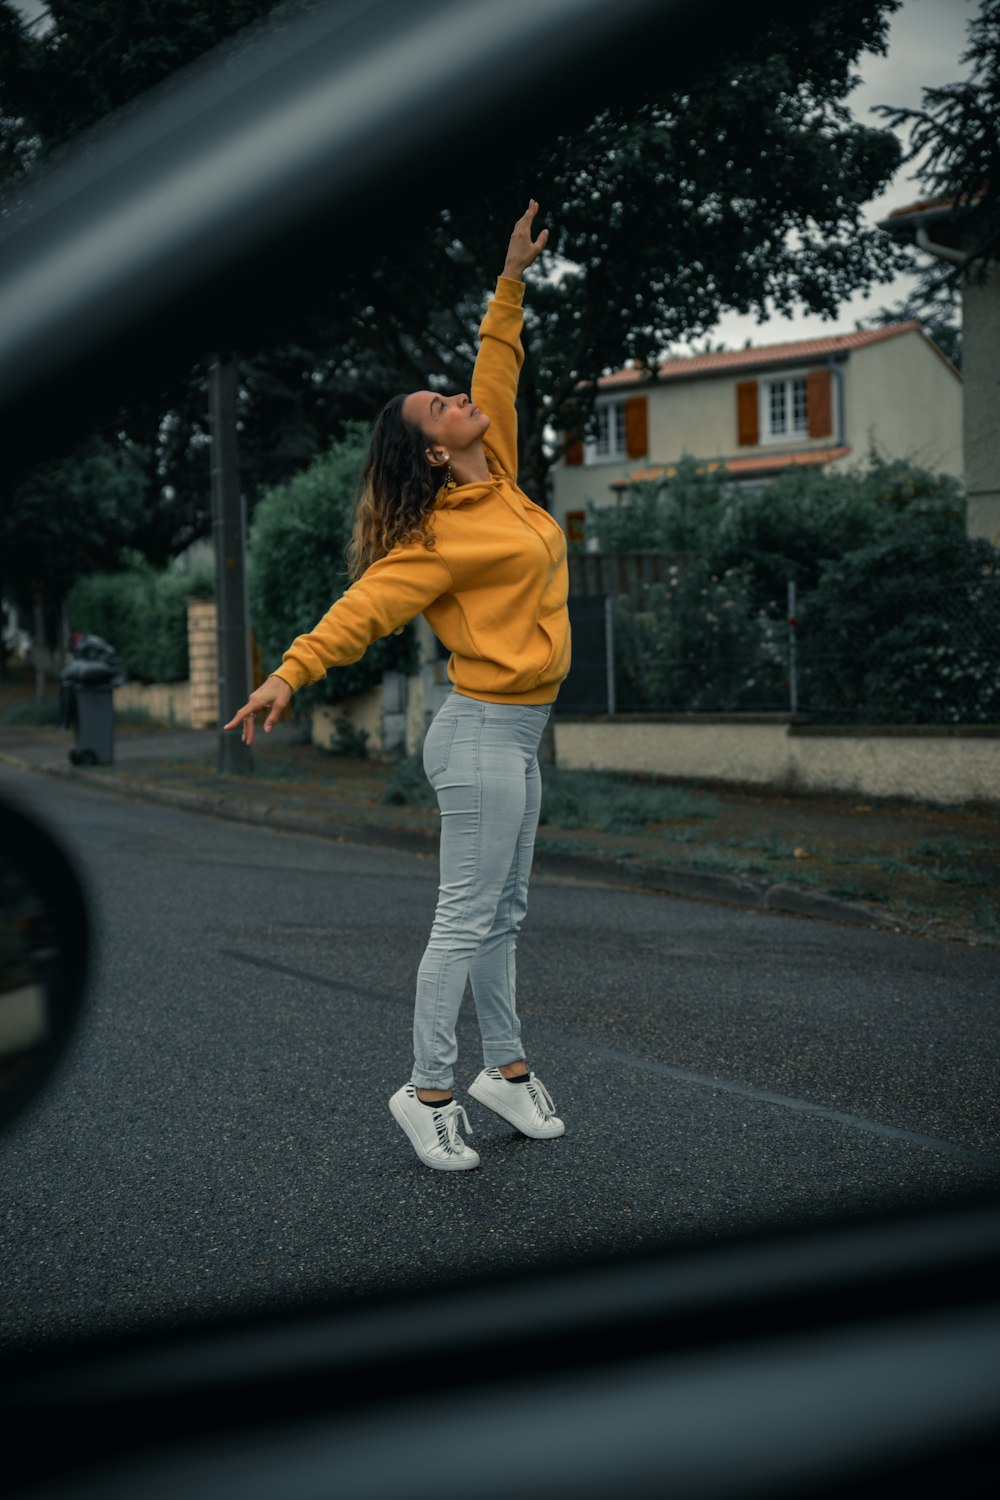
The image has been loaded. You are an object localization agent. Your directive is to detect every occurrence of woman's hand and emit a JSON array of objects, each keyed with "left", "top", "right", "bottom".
[
  {"left": 502, "top": 199, "right": 549, "bottom": 280},
  {"left": 223, "top": 674, "right": 292, "bottom": 746}
]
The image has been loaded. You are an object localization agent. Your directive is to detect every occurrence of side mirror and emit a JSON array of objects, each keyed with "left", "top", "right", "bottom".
[{"left": 0, "top": 794, "right": 90, "bottom": 1132}]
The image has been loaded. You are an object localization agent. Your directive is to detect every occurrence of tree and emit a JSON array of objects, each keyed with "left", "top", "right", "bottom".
[
  {"left": 860, "top": 0, "right": 1000, "bottom": 366},
  {"left": 1, "top": 0, "right": 910, "bottom": 546},
  {"left": 248, "top": 425, "right": 418, "bottom": 709},
  {"left": 0, "top": 0, "right": 324, "bottom": 566},
  {"left": 873, "top": 0, "right": 1000, "bottom": 275},
  {"left": 0, "top": 432, "right": 149, "bottom": 677},
  {"left": 856, "top": 259, "right": 963, "bottom": 369}
]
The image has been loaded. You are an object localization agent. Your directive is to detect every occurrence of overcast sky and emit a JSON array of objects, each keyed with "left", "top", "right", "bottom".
[{"left": 7, "top": 0, "right": 978, "bottom": 349}]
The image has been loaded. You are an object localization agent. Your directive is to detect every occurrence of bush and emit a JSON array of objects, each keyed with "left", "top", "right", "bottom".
[
  {"left": 249, "top": 424, "right": 419, "bottom": 709},
  {"left": 585, "top": 453, "right": 728, "bottom": 555},
  {"left": 380, "top": 754, "right": 437, "bottom": 807},
  {"left": 708, "top": 457, "right": 966, "bottom": 613},
  {"left": 586, "top": 457, "right": 992, "bottom": 721},
  {"left": 613, "top": 561, "right": 787, "bottom": 712},
  {"left": 67, "top": 559, "right": 214, "bottom": 682},
  {"left": 797, "top": 519, "right": 1000, "bottom": 723}
]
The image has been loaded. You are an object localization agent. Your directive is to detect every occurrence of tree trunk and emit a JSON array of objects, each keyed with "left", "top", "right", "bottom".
[{"left": 33, "top": 588, "right": 46, "bottom": 702}]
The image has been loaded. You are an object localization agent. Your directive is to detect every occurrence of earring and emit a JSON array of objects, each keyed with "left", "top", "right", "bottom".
[{"left": 443, "top": 454, "right": 453, "bottom": 487}]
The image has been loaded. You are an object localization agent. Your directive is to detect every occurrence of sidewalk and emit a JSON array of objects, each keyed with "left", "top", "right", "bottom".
[{"left": 1, "top": 719, "right": 997, "bottom": 946}]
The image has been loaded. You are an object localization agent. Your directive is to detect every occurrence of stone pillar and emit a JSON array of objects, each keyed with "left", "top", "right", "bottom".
[
  {"left": 962, "top": 263, "right": 1000, "bottom": 546},
  {"left": 187, "top": 599, "right": 219, "bottom": 728}
]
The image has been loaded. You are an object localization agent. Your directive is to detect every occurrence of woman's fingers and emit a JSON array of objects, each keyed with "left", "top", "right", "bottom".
[
  {"left": 223, "top": 702, "right": 252, "bottom": 732},
  {"left": 509, "top": 200, "right": 548, "bottom": 268},
  {"left": 223, "top": 695, "right": 274, "bottom": 744}
]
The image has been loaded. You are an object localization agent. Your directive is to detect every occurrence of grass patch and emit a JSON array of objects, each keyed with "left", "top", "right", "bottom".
[
  {"left": 828, "top": 882, "right": 887, "bottom": 902},
  {"left": 377, "top": 760, "right": 722, "bottom": 832},
  {"left": 973, "top": 896, "right": 1000, "bottom": 937},
  {"left": 869, "top": 854, "right": 914, "bottom": 875},
  {"left": 540, "top": 768, "right": 720, "bottom": 834},
  {"left": 1, "top": 698, "right": 61, "bottom": 726},
  {"left": 910, "top": 837, "right": 980, "bottom": 859},
  {"left": 922, "top": 863, "right": 994, "bottom": 888},
  {"left": 247, "top": 758, "right": 323, "bottom": 784},
  {"left": 380, "top": 755, "right": 437, "bottom": 808}
]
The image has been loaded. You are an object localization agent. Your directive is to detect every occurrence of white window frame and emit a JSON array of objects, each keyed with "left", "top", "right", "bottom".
[
  {"left": 760, "top": 374, "right": 809, "bottom": 444},
  {"left": 584, "top": 398, "right": 628, "bottom": 465}
]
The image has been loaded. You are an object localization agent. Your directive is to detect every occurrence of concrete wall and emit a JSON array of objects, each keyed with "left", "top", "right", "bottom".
[
  {"left": 311, "top": 684, "right": 385, "bottom": 754},
  {"left": 842, "top": 330, "right": 963, "bottom": 480},
  {"left": 962, "top": 264, "right": 1000, "bottom": 546},
  {"left": 113, "top": 680, "right": 192, "bottom": 724},
  {"left": 554, "top": 716, "right": 999, "bottom": 807}
]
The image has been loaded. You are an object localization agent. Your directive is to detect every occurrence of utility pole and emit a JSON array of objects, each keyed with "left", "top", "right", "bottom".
[{"left": 209, "top": 355, "right": 253, "bottom": 775}]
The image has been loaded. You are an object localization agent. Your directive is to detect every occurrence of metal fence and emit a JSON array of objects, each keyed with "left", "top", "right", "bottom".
[{"left": 560, "top": 569, "right": 1000, "bottom": 725}]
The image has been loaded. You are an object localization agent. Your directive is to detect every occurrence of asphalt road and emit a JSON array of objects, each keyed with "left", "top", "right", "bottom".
[{"left": 1, "top": 766, "right": 997, "bottom": 1350}]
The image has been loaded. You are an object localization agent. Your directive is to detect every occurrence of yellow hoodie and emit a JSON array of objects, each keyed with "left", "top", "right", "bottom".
[{"left": 270, "top": 276, "right": 571, "bottom": 706}]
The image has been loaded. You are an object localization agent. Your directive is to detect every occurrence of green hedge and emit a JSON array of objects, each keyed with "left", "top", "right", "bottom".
[
  {"left": 590, "top": 459, "right": 998, "bottom": 723},
  {"left": 67, "top": 561, "right": 213, "bottom": 682},
  {"left": 248, "top": 423, "right": 418, "bottom": 707}
]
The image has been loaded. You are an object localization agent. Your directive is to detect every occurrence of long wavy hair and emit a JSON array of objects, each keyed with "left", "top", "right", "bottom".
[{"left": 346, "top": 394, "right": 441, "bottom": 583}]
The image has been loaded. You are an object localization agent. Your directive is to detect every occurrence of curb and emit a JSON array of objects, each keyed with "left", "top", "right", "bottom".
[{"left": 1, "top": 748, "right": 929, "bottom": 937}]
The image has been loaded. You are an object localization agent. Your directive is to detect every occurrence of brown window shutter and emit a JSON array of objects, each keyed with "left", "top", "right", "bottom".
[
  {"left": 806, "top": 368, "right": 832, "bottom": 438},
  {"left": 736, "top": 380, "right": 758, "bottom": 446},
  {"left": 564, "top": 434, "right": 584, "bottom": 466},
  {"left": 625, "top": 396, "right": 648, "bottom": 458},
  {"left": 565, "top": 510, "right": 586, "bottom": 544}
]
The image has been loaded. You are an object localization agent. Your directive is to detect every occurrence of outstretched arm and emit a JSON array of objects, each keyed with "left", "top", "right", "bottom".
[
  {"left": 225, "top": 542, "right": 452, "bottom": 745},
  {"left": 472, "top": 200, "right": 549, "bottom": 482}
]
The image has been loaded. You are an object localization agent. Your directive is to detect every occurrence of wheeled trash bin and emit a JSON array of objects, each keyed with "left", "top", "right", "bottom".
[{"left": 58, "top": 636, "right": 126, "bottom": 767}]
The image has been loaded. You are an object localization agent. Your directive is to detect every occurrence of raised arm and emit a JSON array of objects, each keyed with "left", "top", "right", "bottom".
[{"left": 472, "top": 200, "right": 549, "bottom": 482}]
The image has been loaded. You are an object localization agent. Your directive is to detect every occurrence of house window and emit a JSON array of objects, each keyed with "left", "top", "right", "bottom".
[
  {"left": 762, "top": 377, "right": 808, "bottom": 442},
  {"left": 585, "top": 399, "right": 628, "bottom": 463}
]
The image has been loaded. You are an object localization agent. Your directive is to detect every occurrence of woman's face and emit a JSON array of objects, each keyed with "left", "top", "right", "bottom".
[{"left": 401, "top": 389, "right": 490, "bottom": 463}]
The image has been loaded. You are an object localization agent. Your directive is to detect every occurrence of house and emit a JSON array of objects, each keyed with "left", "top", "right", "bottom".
[
  {"left": 550, "top": 322, "right": 963, "bottom": 544},
  {"left": 878, "top": 194, "right": 999, "bottom": 546}
]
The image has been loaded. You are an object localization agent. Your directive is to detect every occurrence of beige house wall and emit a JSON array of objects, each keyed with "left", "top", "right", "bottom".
[
  {"left": 553, "top": 718, "right": 998, "bottom": 807},
  {"left": 550, "top": 450, "right": 623, "bottom": 534},
  {"left": 839, "top": 332, "right": 963, "bottom": 479},
  {"left": 551, "top": 332, "right": 964, "bottom": 536},
  {"left": 962, "top": 264, "right": 1000, "bottom": 546},
  {"left": 551, "top": 371, "right": 846, "bottom": 534}
]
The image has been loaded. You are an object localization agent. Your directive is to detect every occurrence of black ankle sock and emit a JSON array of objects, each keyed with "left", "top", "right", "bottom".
[
  {"left": 503, "top": 1072, "right": 530, "bottom": 1084},
  {"left": 418, "top": 1094, "right": 452, "bottom": 1109}
]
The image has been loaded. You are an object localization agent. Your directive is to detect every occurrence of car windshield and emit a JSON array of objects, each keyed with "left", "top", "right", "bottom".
[{"left": 0, "top": 0, "right": 997, "bottom": 1358}]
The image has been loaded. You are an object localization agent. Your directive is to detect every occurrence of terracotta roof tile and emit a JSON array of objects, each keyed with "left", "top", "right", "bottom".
[
  {"left": 610, "top": 446, "right": 852, "bottom": 487},
  {"left": 598, "top": 324, "right": 920, "bottom": 388}
]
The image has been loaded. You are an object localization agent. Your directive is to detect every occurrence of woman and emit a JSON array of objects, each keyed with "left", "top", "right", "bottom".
[{"left": 226, "top": 201, "right": 571, "bottom": 1172}]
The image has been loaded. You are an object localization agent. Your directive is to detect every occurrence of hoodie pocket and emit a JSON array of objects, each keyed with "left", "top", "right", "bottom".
[{"left": 535, "top": 617, "right": 558, "bottom": 683}]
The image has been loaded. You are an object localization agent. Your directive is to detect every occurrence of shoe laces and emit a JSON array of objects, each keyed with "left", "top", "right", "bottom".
[
  {"left": 434, "top": 1099, "right": 474, "bottom": 1154},
  {"left": 525, "top": 1075, "right": 556, "bottom": 1120}
]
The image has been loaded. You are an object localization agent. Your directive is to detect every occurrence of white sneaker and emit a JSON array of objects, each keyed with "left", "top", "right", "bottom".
[
  {"left": 467, "top": 1067, "right": 565, "bottom": 1139},
  {"left": 389, "top": 1084, "right": 480, "bottom": 1171}
]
